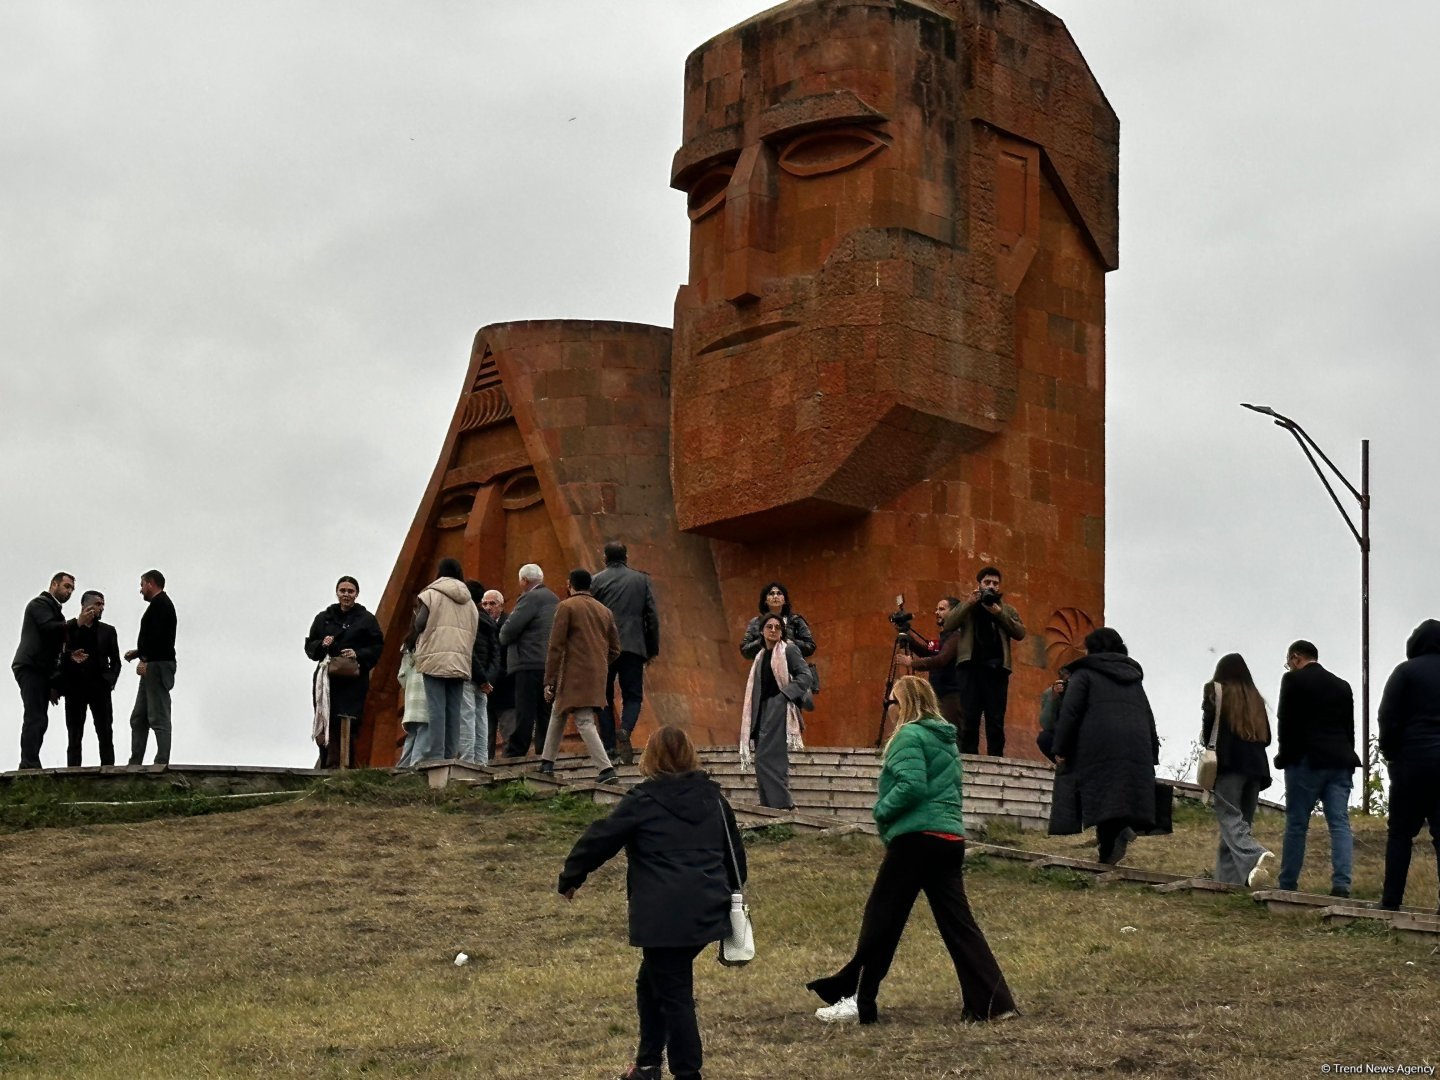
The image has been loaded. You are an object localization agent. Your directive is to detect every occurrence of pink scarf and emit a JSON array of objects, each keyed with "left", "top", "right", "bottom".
[{"left": 739, "top": 643, "right": 805, "bottom": 766}]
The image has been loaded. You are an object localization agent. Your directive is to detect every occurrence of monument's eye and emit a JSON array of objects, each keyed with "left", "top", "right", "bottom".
[
  {"left": 777, "top": 127, "right": 889, "bottom": 178},
  {"left": 686, "top": 165, "right": 734, "bottom": 221}
]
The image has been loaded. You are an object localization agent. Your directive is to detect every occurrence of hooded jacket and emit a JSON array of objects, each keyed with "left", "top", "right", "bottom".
[
  {"left": 558, "top": 770, "right": 746, "bottom": 948},
  {"left": 873, "top": 716, "right": 965, "bottom": 845},
  {"left": 1378, "top": 619, "right": 1440, "bottom": 763},
  {"left": 1050, "top": 652, "right": 1159, "bottom": 832},
  {"left": 413, "top": 578, "right": 478, "bottom": 679}
]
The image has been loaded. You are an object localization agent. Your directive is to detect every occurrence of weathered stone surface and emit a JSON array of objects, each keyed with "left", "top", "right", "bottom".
[{"left": 360, "top": 0, "right": 1117, "bottom": 761}]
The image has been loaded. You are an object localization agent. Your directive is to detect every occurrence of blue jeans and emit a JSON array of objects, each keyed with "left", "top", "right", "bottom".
[
  {"left": 1279, "top": 761, "right": 1354, "bottom": 891},
  {"left": 421, "top": 675, "right": 464, "bottom": 761}
]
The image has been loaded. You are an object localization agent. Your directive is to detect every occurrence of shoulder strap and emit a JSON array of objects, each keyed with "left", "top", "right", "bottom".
[
  {"left": 1207, "top": 682, "right": 1223, "bottom": 749},
  {"left": 717, "top": 799, "right": 741, "bottom": 887}
]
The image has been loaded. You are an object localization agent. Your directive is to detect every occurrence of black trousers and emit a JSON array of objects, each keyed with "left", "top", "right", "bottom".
[
  {"left": 1382, "top": 756, "right": 1440, "bottom": 910},
  {"left": 64, "top": 684, "right": 115, "bottom": 767},
  {"left": 506, "top": 669, "right": 548, "bottom": 758},
  {"left": 14, "top": 667, "right": 52, "bottom": 769},
  {"left": 635, "top": 944, "right": 705, "bottom": 1080},
  {"left": 957, "top": 663, "right": 1009, "bottom": 756},
  {"left": 599, "top": 652, "right": 646, "bottom": 753},
  {"left": 808, "top": 834, "right": 1015, "bottom": 1020}
]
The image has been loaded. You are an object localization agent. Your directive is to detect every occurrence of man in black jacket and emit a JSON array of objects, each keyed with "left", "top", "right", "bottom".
[
  {"left": 1274, "top": 639, "right": 1360, "bottom": 896},
  {"left": 11, "top": 571, "right": 74, "bottom": 769},
  {"left": 60, "top": 590, "right": 122, "bottom": 767},
  {"left": 590, "top": 542, "right": 660, "bottom": 764},
  {"left": 124, "top": 569, "right": 178, "bottom": 766},
  {"left": 498, "top": 563, "right": 558, "bottom": 757},
  {"left": 1377, "top": 619, "right": 1440, "bottom": 911}
]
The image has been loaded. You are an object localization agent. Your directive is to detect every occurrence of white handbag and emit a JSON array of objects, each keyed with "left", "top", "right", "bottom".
[
  {"left": 1197, "top": 682, "right": 1222, "bottom": 792},
  {"left": 716, "top": 801, "right": 755, "bottom": 966}
]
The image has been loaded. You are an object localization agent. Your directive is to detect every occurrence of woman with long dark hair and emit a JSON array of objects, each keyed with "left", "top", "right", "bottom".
[
  {"left": 807, "top": 675, "right": 1016, "bottom": 1025},
  {"left": 1203, "top": 653, "right": 1275, "bottom": 885},
  {"left": 558, "top": 726, "right": 746, "bottom": 1080},
  {"left": 1050, "top": 627, "right": 1160, "bottom": 864},
  {"left": 739, "top": 581, "right": 816, "bottom": 660},
  {"left": 740, "top": 613, "right": 813, "bottom": 808}
]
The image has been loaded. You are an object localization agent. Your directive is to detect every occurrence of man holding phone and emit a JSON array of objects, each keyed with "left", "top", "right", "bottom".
[{"left": 61, "top": 590, "right": 122, "bottom": 766}]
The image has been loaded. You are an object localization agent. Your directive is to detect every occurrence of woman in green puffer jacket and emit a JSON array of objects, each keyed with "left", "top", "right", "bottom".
[{"left": 806, "top": 675, "right": 1017, "bottom": 1025}]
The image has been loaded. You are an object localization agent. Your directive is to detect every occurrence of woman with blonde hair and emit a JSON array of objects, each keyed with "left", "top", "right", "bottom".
[
  {"left": 806, "top": 675, "right": 1016, "bottom": 1025},
  {"left": 558, "top": 725, "right": 746, "bottom": 1080},
  {"left": 1202, "top": 653, "right": 1275, "bottom": 886}
]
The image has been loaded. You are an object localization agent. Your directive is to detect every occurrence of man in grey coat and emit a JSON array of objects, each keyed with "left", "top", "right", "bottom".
[
  {"left": 498, "top": 563, "right": 558, "bottom": 758},
  {"left": 590, "top": 541, "right": 660, "bottom": 765}
]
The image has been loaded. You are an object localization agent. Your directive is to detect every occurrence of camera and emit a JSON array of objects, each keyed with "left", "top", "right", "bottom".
[
  {"left": 887, "top": 593, "right": 914, "bottom": 631},
  {"left": 979, "top": 587, "right": 1003, "bottom": 607}
]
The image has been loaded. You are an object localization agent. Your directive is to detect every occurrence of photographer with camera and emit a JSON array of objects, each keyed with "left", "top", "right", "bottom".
[
  {"left": 894, "top": 597, "right": 964, "bottom": 736},
  {"left": 938, "top": 567, "right": 1026, "bottom": 756}
]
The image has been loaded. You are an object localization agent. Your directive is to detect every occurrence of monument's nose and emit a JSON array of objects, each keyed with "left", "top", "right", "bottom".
[{"left": 721, "top": 144, "right": 778, "bottom": 305}]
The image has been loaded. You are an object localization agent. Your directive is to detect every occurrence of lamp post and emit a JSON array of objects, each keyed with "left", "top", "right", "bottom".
[{"left": 1240, "top": 404, "right": 1372, "bottom": 812}]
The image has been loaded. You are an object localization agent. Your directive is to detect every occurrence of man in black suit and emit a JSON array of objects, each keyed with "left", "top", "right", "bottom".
[
  {"left": 60, "top": 590, "right": 122, "bottom": 766},
  {"left": 590, "top": 541, "right": 660, "bottom": 765},
  {"left": 1275, "top": 639, "right": 1361, "bottom": 896},
  {"left": 11, "top": 571, "right": 74, "bottom": 769}
]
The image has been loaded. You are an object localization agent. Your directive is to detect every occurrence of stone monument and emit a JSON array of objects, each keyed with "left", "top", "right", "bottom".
[{"left": 357, "top": 0, "right": 1117, "bottom": 766}]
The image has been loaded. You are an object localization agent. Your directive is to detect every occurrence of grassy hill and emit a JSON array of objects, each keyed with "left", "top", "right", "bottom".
[{"left": 0, "top": 775, "right": 1435, "bottom": 1078}]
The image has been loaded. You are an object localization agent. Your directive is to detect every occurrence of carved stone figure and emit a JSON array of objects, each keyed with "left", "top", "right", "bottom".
[{"left": 359, "top": 0, "right": 1117, "bottom": 765}]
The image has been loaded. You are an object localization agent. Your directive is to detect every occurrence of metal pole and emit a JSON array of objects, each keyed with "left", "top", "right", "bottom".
[{"left": 1361, "top": 439, "right": 1371, "bottom": 814}]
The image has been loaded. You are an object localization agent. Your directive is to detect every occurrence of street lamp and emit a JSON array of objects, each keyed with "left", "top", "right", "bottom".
[{"left": 1240, "top": 403, "right": 1372, "bottom": 812}]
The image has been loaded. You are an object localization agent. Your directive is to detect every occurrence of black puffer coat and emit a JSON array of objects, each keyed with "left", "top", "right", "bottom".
[
  {"left": 558, "top": 771, "right": 746, "bottom": 948},
  {"left": 1049, "top": 653, "right": 1159, "bottom": 833},
  {"left": 1378, "top": 619, "right": 1440, "bottom": 765}
]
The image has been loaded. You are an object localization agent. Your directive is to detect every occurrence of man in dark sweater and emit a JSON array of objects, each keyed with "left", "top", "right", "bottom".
[
  {"left": 590, "top": 542, "right": 660, "bottom": 764},
  {"left": 938, "top": 566, "right": 1026, "bottom": 756},
  {"left": 60, "top": 590, "right": 122, "bottom": 767},
  {"left": 1274, "top": 639, "right": 1360, "bottom": 896},
  {"left": 11, "top": 571, "right": 74, "bottom": 769},
  {"left": 124, "top": 569, "right": 178, "bottom": 766}
]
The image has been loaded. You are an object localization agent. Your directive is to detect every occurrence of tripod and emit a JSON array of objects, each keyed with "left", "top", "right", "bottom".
[{"left": 874, "top": 633, "right": 913, "bottom": 748}]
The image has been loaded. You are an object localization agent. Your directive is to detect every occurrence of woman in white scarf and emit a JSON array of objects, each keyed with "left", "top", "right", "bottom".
[{"left": 740, "top": 613, "right": 814, "bottom": 808}]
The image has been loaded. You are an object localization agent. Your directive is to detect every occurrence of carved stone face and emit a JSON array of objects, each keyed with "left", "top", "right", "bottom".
[{"left": 670, "top": 0, "right": 1017, "bottom": 539}]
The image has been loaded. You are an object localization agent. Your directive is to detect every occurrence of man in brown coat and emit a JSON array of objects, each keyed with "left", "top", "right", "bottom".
[{"left": 540, "top": 568, "right": 623, "bottom": 783}]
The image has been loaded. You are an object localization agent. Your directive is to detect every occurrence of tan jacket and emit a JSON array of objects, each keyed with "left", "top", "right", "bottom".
[
  {"left": 414, "top": 577, "right": 479, "bottom": 679},
  {"left": 940, "top": 597, "right": 1026, "bottom": 671},
  {"left": 545, "top": 593, "right": 622, "bottom": 714}
]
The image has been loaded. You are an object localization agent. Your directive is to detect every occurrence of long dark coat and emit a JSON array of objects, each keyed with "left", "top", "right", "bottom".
[
  {"left": 558, "top": 770, "right": 746, "bottom": 948},
  {"left": 305, "top": 603, "right": 384, "bottom": 718},
  {"left": 1049, "top": 652, "right": 1159, "bottom": 834}
]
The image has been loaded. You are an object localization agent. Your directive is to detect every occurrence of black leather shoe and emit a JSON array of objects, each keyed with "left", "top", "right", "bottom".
[
  {"left": 1330, "top": 886, "right": 1351, "bottom": 899},
  {"left": 538, "top": 760, "right": 554, "bottom": 775}
]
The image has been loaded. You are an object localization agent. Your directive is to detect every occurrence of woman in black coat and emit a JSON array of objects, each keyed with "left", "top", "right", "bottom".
[
  {"left": 1050, "top": 627, "right": 1159, "bottom": 864},
  {"left": 559, "top": 725, "right": 746, "bottom": 1080},
  {"left": 1201, "top": 653, "right": 1274, "bottom": 885},
  {"left": 304, "top": 576, "right": 384, "bottom": 767},
  {"left": 739, "top": 581, "right": 817, "bottom": 660}
]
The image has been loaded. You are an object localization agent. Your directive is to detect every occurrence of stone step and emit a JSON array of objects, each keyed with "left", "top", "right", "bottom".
[
  {"left": 1153, "top": 878, "right": 1244, "bottom": 896},
  {"left": 1251, "top": 889, "right": 1434, "bottom": 918}
]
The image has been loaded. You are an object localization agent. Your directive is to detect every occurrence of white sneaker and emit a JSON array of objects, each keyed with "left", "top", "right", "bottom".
[
  {"left": 816, "top": 996, "right": 861, "bottom": 1023},
  {"left": 1246, "top": 850, "right": 1275, "bottom": 888}
]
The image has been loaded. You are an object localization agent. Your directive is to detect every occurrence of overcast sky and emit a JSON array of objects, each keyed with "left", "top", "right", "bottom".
[{"left": 3, "top": 1, "right": 1437, "bottom": 783}]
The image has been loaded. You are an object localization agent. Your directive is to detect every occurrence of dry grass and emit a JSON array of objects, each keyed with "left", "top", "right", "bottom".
[{"left": 0, "top": 780, "right": 1436, "bottom": 1079}]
